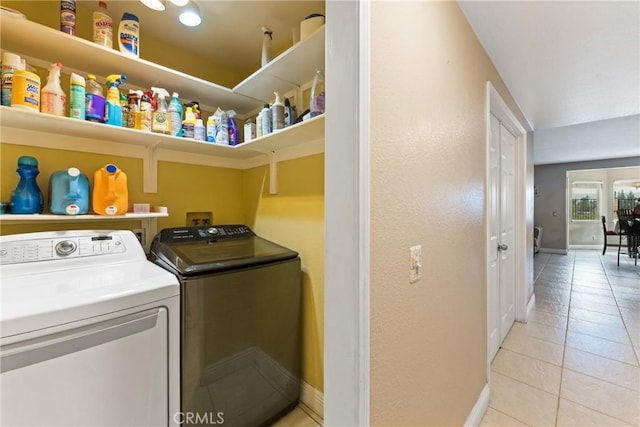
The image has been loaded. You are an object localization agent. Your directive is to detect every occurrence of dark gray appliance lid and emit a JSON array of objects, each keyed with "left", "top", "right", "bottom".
[{"left": 150, "top": 225, "right": 299, "bottom": 276}]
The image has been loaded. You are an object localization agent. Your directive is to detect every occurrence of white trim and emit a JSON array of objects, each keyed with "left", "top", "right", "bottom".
[
  {"left": 324, "top": 1, "right": 369, "bottom": 425},
  {"left": 525, "top": 293, "right": 536, "bottom": 322},
  {"left": 463, "top": 383, "right": 490, "bottom": 427},
  {"left": 486, "top": 82, "right": 529, "bottom": 378},
  {"left": 539, "top": 248, "right": 570, "bottom": 255},
  {"left": 300, "top": 381, "right": 324, "bottom": 419}
]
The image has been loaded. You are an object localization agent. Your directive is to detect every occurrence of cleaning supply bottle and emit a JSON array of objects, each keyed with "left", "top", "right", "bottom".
[
  {"left": 182, "top": 106, "right": 196, "bottom": 138},
  {"left": 271, "top": 92, "right": 285, "bottom": 131},
  {"left": 92, "top": 1, "right": 113, "bottom": 48},
  {"left": 2, "top": 52, "right": 22, "bottom": 107},
  {"left": 41, "top": 62, "right": 66, "bottom": 116},
  {"left": 284, "top": 98, "right": 294, "bottom": 127},
  {"left": 120, "top": 91, "right": 129, "bottom": 126},
  {"left": 104, "top": 74, "right": 126, "bottom": 127},
  {"left": 151, "top": 87, "right": 171, "bottom": 134},
  {"left": 85, "top": 74, "right": 105, "bottom": 122},
  {"left": 69, "top": 72, "right": 85, "bottom": 120},
  {"left": 256, "top": 113, "right": 263, "bottom": 138},
  {"left": 48, "top": 167, "right": 90, "bottom": 215},
  {"left": 206, "top": 114, "right": 215, "bottom": 142},
  {"left": 92, "top": 163, "right": 128, "bottom": 216},
  {"left": 60, "top": 0, "right": 76, "bottom": 35},
  {"left": 118, "top": 13, "right": 140, "bottom": 57},
  {"left": 261, "top": 26, "right": 273, "bottom": 67},
  {"left": 214, "top": 108, "right": 228, "bottom": 145},
  {"left": 139, "top": 91, "right": 153, "bottom": 132},
  {"left": 194, "top": 119, "right": 205, "bottom": 141},
  {"left": 227, "top": 110, "right": 239, "bottom": 146},
  {"left": 10, "top": 156, "right": 44, "bottom": 214},
  {"left": 310, "top": 69, "right": 325, "bottom": 117},
  {"left": 127, "top": 90, "right": 141, "bottom": 128},
  {"left": 259, "top": 103, "right": 271, "bottom": 136},
  {"left": 168, "top": 92, "right": 183, "bottom": 137}
]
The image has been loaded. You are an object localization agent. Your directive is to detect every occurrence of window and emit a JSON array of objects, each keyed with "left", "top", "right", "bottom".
[
  {"left": 570, "top": 182, "right": 601, "bottom": 221},
  {"left": 613, "top": 181, "right": 640, "bottom": 220}
]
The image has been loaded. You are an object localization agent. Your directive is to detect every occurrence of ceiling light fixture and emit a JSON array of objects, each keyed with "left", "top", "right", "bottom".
[
  {"left": 139, "top": 0, "right": 165, "bottom": 11},
  {"left": 178, "top": 2, "right": 202, "bottom": 27},
  {"left": 169, "top": 0, "right": 190, "bottom": 6}
]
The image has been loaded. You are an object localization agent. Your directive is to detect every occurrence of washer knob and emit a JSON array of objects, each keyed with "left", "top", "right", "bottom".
[
  {"left": 207, "top": 227, "right": 219, "bottom": 235},
  {"left": 55, "top": 240, "right": 77, "bottom": 256}
]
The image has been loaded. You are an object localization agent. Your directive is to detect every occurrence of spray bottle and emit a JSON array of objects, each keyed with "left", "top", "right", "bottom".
[
  {"left": 227, "top": 110, "right": 239, "bottom": 146},
  {"left": 105, "top": 74, "right": 126, "bottom": 126},
  {"left": 261, "top": 26, "right": 273, "bottom": 67},
  {"left": 127, "top": 90, "right": 141, "bottom": 128},
  {"left": 41, "top": 62, "right": 66, "bottom": 116},
  {"left": 139, "top": 91, "right": 153, "bottom": 132},
  {"left": 151, "top": 87, "right": 171, "bottom": 134},
  {"left": 168, "top": 92, "right": 183, "bottom": 137},
  {"left": 214, "top": 108, "right": 228, "bottom": 145}
]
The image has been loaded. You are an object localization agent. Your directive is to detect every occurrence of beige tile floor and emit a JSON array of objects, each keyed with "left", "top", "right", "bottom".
[
  {"left": 273, "top": 403, "right": 323, "bottom": 427},
  {"left": 482, "top": 250, "right": 640, "bottom": 427}
]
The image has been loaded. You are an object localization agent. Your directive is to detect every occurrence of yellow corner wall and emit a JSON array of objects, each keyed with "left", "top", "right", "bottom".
[
  {"left": 369, "top": 1, "right": 528, "bottom": 425},
  {"left": 242, "top": 154, "right": 325, "bottom": 392}
]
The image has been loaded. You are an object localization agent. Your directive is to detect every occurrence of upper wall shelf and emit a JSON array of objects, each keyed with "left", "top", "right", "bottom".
[
  {"left": 233, "top": 26, "right": 326, "bottom": 102},
  {"left": 0, "top": 11, "right": 325, "bottom": 114}
]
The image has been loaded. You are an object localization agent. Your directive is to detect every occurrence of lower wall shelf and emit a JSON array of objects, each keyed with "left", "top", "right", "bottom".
[{"left": 0, "top": 213, "right": 168, "bottom": 223}]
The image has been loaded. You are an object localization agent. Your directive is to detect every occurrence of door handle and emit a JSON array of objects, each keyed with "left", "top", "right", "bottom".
[{"left": 498, "top": 244, "right": 508, "bottom": 251}]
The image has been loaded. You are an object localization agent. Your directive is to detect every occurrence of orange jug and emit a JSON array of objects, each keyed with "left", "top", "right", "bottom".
[{"left": 92, "top": 164, "right": 128, "bottom": 215}]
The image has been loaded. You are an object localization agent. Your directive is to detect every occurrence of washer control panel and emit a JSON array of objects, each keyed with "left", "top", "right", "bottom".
[
  {"left": 157, "top": 225, "right": 254, "bottom": 244},
  {"left": 0, "top": 234, "right": 126, "bottom": 265}
]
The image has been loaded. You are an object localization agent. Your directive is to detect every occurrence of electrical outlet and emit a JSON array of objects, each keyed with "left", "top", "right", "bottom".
[
  {"left": 132, "top": 228, "right": 145, "bottom": 246},
  {"left": 410, "top": 245, "right": 422, "bottom": 283},
  {"left": 186, "top": 211, "right": 213, "bottom": 227}
]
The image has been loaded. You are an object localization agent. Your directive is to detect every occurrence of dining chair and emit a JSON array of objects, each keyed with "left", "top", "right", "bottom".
[
  {"left": 616, "top": 209, "right": 639, "bottom": 266},
  {"left": 601, "top": 216, "right": 620, "bottom": 255}
]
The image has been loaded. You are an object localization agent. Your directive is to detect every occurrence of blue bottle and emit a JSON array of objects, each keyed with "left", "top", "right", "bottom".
[
  {"left": 10, "top": 156, "right": 44, "bottom": 214},
  {"left": 48, "top": 167, "right": 90, "bottom": 215}
]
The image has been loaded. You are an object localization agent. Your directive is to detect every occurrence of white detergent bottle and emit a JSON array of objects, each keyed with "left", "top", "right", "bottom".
[
  {"left": 41, "top": 62, "right": 66, "bottom": 116},
  {"left": 92, "top": 1, "right": 113, "bottom": 48},
  {"left": 118, "top": 13, "right": 139, "bottom": 57}
]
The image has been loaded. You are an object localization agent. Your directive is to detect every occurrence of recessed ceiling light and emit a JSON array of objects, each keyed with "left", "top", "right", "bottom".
[
  {"left": 169, "top": 0, "right": 190, "bottom": 6},
  {"left": 179, "top": 2, "right": 202, "bottom": 27},
  {"left": 140, "top": 0, "right": 165, "bottom": 11}
]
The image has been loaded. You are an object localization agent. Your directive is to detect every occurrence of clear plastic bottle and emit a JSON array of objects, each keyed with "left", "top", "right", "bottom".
[
  {"left": 92, "top": 1, "right": 113, "bottom": 48},
  {"left": 168, "top": 92, "right": 183, "bottom": 137},
  {"left": 85, "top": 74, "right": 105, "bottom": 122},
  {"left": 310, "top": 69, "right": 325, "bottom": 117}
]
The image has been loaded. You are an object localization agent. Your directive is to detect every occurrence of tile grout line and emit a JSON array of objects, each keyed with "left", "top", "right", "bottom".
[
  {"left": 553, "top": 251, "right": 576, "bottom": 426},
  {"left": 599, "top": 253, "right": 640, "bottom": 366}
]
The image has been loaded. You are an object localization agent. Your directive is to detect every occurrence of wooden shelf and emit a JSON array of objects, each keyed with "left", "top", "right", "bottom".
[
  {"left": 234, "top": 26, "right": 326, "bottom": 102},
  {"left": 0, "top": 11, "right": 262, "bottom": 115},
  {"left": 0, "top": 106, "right": 324, "bottom": 160},
  {"left": 0, "top": 212, "right": 168, "bottom": 224}
]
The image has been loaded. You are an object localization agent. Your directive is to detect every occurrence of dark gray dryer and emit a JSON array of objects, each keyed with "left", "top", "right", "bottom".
[{"left": 150, "top": 225, "right": 301, "bottom": 427}]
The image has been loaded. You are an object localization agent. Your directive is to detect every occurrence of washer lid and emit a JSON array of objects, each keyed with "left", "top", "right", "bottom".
[{"left": 0, "top": 259, "right": 179, "bottom": 338}]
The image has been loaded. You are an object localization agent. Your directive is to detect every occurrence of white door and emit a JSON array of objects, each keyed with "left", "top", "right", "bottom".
[{"left": 488, "top": 113, "right": 517, "bottom": 361}]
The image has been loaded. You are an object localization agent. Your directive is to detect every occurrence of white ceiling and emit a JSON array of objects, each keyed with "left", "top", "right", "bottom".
[{"left": 458, "top": 0, "right": 640, "bottom": 164}]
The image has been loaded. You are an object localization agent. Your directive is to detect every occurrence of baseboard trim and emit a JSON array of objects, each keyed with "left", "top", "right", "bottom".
[
  {"left": 464, "top": 383, "right": 490, "bottom": 427},
  {"left": 300, "top": 381, "right": 324, "bottom": 419},
  {"left": 525, "top": 293, "right": 536, "bottom": 322},
  {"left": 539, "top": 248, "right": 569, "bottom": 254}
]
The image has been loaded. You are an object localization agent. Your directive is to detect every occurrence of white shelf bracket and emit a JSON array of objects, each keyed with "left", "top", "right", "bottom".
[
  {"left": 269, "top": 151, "right": 278, "bottom": 195},
  {"left": 143, "top": 142, "right": 160, "bottom": 193}
]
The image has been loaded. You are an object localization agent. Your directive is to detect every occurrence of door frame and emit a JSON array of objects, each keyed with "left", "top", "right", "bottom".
[{"left": 485, "top": 82, "right": 529, "bottom": 375}]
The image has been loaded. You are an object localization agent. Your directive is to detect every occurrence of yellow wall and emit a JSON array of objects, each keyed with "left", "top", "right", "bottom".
[
  {"left": 243, "top": 154, "right": 325, "bottom": 391},
  {"left": 369, "top": 1, "right": 528, "bottom": 424}
]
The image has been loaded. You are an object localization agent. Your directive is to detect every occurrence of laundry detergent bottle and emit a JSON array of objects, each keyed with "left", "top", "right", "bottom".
[
  {"left": 10, "top": 156, "right": 44, "bottom": 214},
  {"left": 48, "top": 167, "right": 90, "bottom": 215},
  {"left": 93, "top": 164, "right": 128, "bottom": 216}
]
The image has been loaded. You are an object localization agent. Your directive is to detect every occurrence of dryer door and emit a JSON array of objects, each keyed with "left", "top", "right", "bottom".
[{"left": 1, "top": 307, "right": 168, "bottom": 426}]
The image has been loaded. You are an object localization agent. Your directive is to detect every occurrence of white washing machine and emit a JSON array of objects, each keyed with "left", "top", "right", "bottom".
[{"left": 0, "top": 230, "right": 180, "bottom": 426}]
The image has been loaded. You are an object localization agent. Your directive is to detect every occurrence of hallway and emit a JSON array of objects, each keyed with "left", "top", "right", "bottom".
[{"left": 482, "top": 250, "right": 640, "bottom": 426}]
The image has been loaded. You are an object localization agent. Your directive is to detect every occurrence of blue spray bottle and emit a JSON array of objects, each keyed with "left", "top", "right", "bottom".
[
  {"left": 105, "top": 74, "right": 126, "bottom": 127},
  {"left": 10, "top": 156, "right": 44, "bottom": 214}
]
